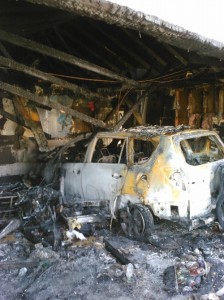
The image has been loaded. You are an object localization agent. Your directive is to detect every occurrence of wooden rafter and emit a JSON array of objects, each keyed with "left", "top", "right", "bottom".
[
  {"left": 122, "top": 29, "right": 167, "bottom": 67},
  {"left": 25, "top": 0, "right": 224, "bottom": 61},
  {"left": 0, "top": 81, "right": 107, "bottom": 128},
  {"left": 13, "top": 97, "right": 49, "bottom": 151},
  {"left": 124, "top": 98, "right": 143, "bottom": 125},
  {"left": 0, "top": 108, "right": 50, "bottom": 138},
  {"left": 0, "top": 55, "right": 109, "bottom": 102},
  {"left": 90, "top": 22, "right": 153, "bottom": 71},
  {"left": 0, "top": 29, "right": 138, "bottom": 87},
  {"left": 114, "top": 85, "right": 157, "bottom": 130},
  {"left": 164, "top": 44, "right": 188, "bottom": 66},
  {"left": 67, "top": 27, "right": 121, "bottom": 73},
  {"left": 0, "top": 42, "right": 12, "bottom": 59},
  {"left": 59, "top": 28, "right": 119, "bottom": 73}
]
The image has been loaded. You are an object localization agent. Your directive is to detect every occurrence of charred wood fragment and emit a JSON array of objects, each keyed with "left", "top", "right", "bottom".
[
  {"left": 0, "top": 55, "right": 109, "bottom": 102},
  {"left": 13, "top": 97, "right": 49, "bottom": 151},
  {"left": 104, "top": 238, "right": 130, "bottom": 265},
  {"left": 124, "top": 98, "right": 143, "bottom": 125},
  {"left": 0, "top": 29, "right": 138, "bottom": 87},
  {"left": 0, "top": 81, "right": 107, "bottom": 128},
  {"left": 114, "top": 85, "right": 157, "bottom": 130},
  {"left": 0, "top": 219, "right": 20, "bottom": 240},
  {"left": 0, "top": 42, "right": 12, "bottom": 59},
  {"left": 26, "top": 0, "right": 224, "bottom": 60},
  {"left": 0, "top": 108, "right": 51, "bottom": 138},
  {"left": 0, "top": 260, "right": 51, "bottom": 269}
]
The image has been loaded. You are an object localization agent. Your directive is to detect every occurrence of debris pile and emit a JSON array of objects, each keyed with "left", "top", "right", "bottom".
[
  {"left": 16, "top": 186, "right": 61, "bottom": 247},
  {"left": 123, "top": 124, "right": 190, "bottom": 137},
  {"left": 175, "top": 249, "right": 210, "bottom": 293}
]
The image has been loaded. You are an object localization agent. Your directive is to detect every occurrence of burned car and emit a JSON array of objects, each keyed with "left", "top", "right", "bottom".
[{"left": 46, "top": 126, "right": 224, "bottom": 238}]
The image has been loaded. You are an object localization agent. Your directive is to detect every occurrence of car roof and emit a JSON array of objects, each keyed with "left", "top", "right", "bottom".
[{"left": 95, "top": 125, "right": 214, "bottom": 139}]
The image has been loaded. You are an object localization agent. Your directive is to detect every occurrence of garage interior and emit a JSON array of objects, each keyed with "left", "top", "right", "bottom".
[
  {"left": 1, "top": 1, "right": 224, "bottom": 299},
  {"left": 1, "top": 0, "right": 224, "bottom": 156}
]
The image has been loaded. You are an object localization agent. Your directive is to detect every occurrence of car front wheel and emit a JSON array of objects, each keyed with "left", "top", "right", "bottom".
[
  {"left": 216, "top": 196, "right": 224, "bottom": 229},
  {"left": 119, "top": 203, "right": 154, "bottom": 238}
]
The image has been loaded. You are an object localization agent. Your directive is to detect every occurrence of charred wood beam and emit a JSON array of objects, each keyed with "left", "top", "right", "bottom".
[
  {"left": 0, "top": 42, "right": 12, "bottom": 74},
  {"left": 0, "top": 56, "right": 109, "bottom": 102},
  {"left": 25, "top": 0, "right": 224, "bottom": 61},
  {"left": 67, "top": 28, "right": 121, "bottom": 73},
  {"left": 13, "top": 97, "right": 49, "bottom": 151},
  {"left": 0, "top": 107, "right": 22, "bottom": 125},
  {"left": 53, "top": 28, "right": 74, "bottom": 55},
  {"left": 103, "top": 92, "right": 143, "bottom": 127},
  {"left": 114, "top": 85, "right": 157, "bottom": 130},
  {"left": 104, "top": 106, "right": 118, "bottom": 126},
  {"left": 188, "top": 56, "right": 224, "bottom": 68},
  {"left": 0, "top": 108, "right": 51, "bottom": 138},
  {"left": 122, "top": 29, "right": 167, "bottom": 67},
  {"left": 0, "top": 219, "right": 20, "bottom": 240},
  {"left": 104, "top": 238, "right": 130, "bottom": 265},
  {"left": 124, "top": 98, "right": 143, "bottom": 125},
  {"left": 0, "top": 81, "right": 107, "bottom": 128},
  {"left": 164, "top": 44, "right": 188, "bottom": 66},
  {"left": 76, "top": 21, "right": 133, "bottom": 69},
  {"left": 161, "top": 78, "right": 222, "bottom": 89},
  {"left": 0, "top": 29, "right": 138, "bottom": 87},
  {"left": 60, "top": 28, "right": 119, "bottom": 73},
  {"left": 0, "top": 135, "right": 18, "bottom": 146},
  {"left": 0, "top": 260, "right": 55, "bottom": 269},
  {"left": 90, "top": 21, "right": 153, "bottom": 72},
  {"left": 0, "top": 42, "right": 12, "bottom": 59}
]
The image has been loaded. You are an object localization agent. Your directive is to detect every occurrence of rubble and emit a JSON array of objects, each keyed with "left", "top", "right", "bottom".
[
  {"left": 0, "top": 128, "right": 224, "bottom": 299},
  {"left": 165, "top": 249, "right": 211, "bottom": 294},
  {"left": 0, "top": 219, "right": 20, "bottom": 239},
  {"left": 0, "top": 219, "right": 223, "bottom": 299}
]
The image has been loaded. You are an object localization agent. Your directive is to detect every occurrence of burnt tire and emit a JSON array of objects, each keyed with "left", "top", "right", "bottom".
[
  {"left": 216, "top": 195, "right": 224, "bottom": 229},
  {"left": 120, "top": 204, "right": 154, "bottom": 238}
]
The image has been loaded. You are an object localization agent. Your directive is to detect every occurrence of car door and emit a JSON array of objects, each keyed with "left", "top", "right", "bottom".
[
  {"left": 63, "top": 163, "right": 84, "bottom": 203},
  {"left": 60, "top": 136, "right": 90, "bottom": 204},
  {"left": 81, "top": 137, "right": 128, "bottom": 203},
  {"left": 180, "top": 134, "right": 223, "bottom": 218}
]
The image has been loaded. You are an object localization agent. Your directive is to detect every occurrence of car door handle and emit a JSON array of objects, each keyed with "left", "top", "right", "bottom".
[
  {"left": 112, "top": 173, "right": 122, "bottom": 179},
  {"left": 141, "top": 174, "right": 147, "bottom": 181}
]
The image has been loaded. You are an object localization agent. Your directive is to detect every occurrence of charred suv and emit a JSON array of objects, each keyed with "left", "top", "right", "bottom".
[{"left": 50, "top": 126, "right": 224, "bottom": 238}]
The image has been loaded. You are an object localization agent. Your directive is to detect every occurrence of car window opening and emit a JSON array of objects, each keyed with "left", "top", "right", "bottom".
[
  {"left": 92, "top": 138, "right": 127, "bottom": 163},
  {"left": 180, "top": 135, "right": 224, "bottom": 166},
  {"left": 133, "top": 139, "right": 156, "bottom": 164}
]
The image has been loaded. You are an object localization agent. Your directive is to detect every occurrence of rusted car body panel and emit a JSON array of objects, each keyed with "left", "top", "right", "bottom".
[{"left": 60, "top": 127, "right": 224, "bottom": 229}]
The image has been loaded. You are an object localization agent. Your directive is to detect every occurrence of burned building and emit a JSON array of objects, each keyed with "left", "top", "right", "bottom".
[
  {"left": 0, "top": 0, "right": 224, "bottom": 149},
  {"left": 1, "top": 2, "right": 224, "bottom": 300}
]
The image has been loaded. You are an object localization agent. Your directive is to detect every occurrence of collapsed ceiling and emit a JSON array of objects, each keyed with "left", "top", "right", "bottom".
[{"left": 1, "top": 0, "right": 224, "bottom": 147}]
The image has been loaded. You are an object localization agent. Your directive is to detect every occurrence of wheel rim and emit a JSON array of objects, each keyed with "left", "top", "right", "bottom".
[
  {"left": 132, "top": 207, "right": 145, "bottom": 235},
  {"left": 120, "top": 206, "right": 146, "bottom": 237},
  {"left": 220, "top": 201, "right": 224, "bottom": 222}
]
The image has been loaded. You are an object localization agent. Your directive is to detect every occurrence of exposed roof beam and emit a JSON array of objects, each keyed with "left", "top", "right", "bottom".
[
  {"left": 0, "top": 81, "right": 107, "bottom": 128},
  {"left": 91, "top": 22, "right": 153, "bottom": 71},
  {"left": 0, "top": 107, "right": 51, "bottom": 138},
  {"left": 13, "top": 97, "right": 49, "bottom": 151},
  {"left": 122, "top": 29, "right": 167, "bottom": 67},
  {"left": 25, "top": 0, "right": 224, "bottom": 60},
  {"left": 0, "top": 29, "right": 138, "bottom": 87},
  {"left": 124, "top": 98, "right": 143, "bottom": 125},
  {"left": 59, "top": 28, "right": 120, "bottom": 73},
  {"left": 0, "top": 42, "right": 12, "bottom": 59},
  {"left": 114, "top": 84, "right": 157, "bottom": 130},
  {"left": 164, "top": 44, "right": 188, "bottom": 66},
  {"left": 0, "top": 55, "right": 109, "bottom": 102},
  {"left": 188, "top": 56, "right": 224, "bottom": 68},
  {"left": 53, "top": 29, "right": 74, "bottom": 55}
]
